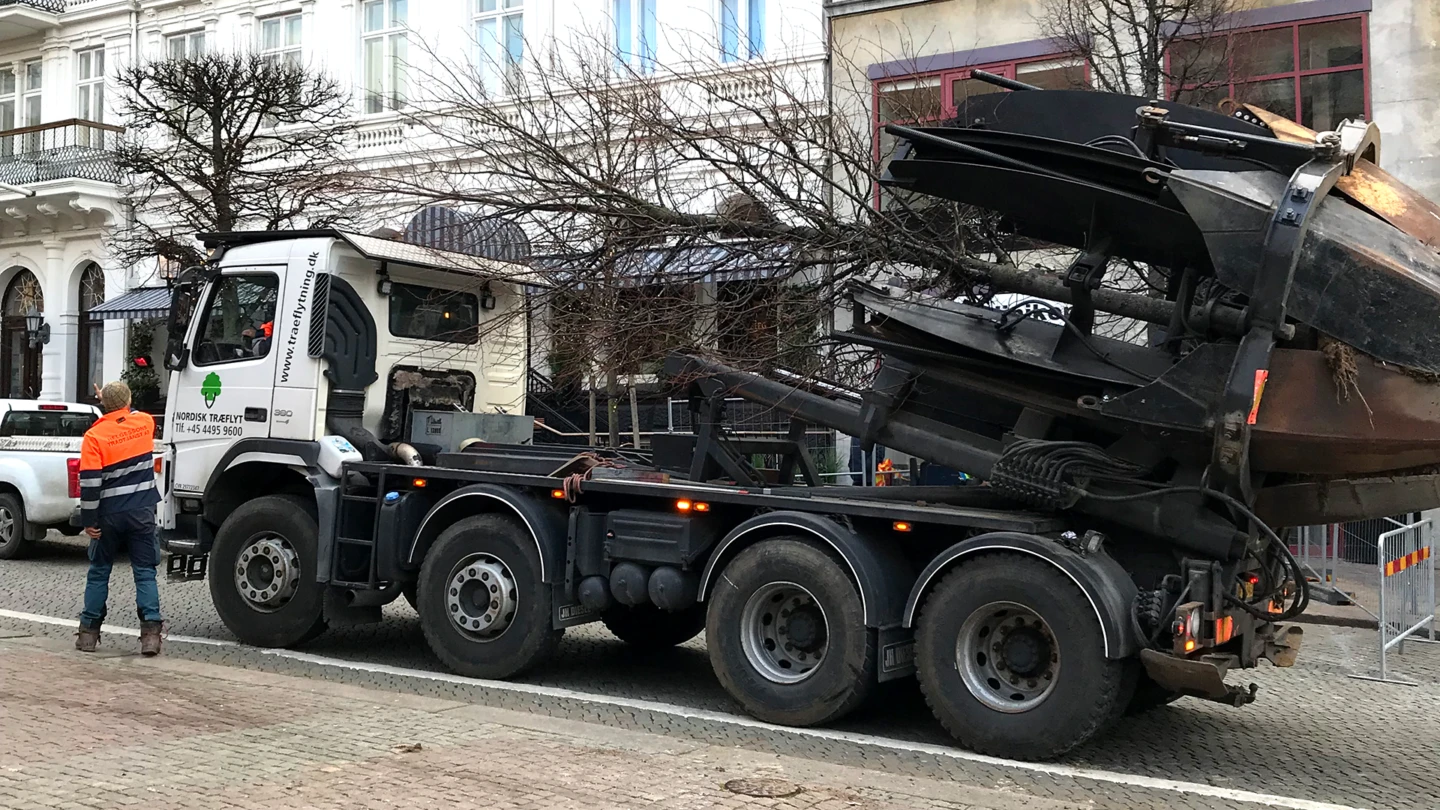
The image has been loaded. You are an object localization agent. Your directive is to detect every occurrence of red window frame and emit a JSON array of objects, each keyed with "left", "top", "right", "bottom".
[
  {"left": 871, "top": 55, "right": 1088, "bottom": 206},
  {"left": 1167, "top": 12, "right": 1370, "bottom": 127}
]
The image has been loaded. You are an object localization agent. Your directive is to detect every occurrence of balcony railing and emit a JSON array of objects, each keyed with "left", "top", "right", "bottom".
[
  {"left": 0, "top": 1, "right": 66, "bottom": 12},
  {"left": 0, "top": 119, "right": 123, "bottom": 186}
]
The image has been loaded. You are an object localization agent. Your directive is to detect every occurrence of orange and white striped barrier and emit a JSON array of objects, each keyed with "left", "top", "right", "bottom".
[
  {"left": 1384, "top": 546, "right": 1431, "bottom": 577},
  {"left": 1351, "top": 518, "right": 1438, "bottom": 686}
]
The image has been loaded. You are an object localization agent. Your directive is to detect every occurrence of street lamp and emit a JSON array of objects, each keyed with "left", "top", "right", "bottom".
[{"left": 24, "top": 308, "right": 48, "bottom": 349}]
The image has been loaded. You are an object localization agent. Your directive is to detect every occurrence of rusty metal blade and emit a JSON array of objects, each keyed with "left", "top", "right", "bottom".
[
  {"left": 1252, "top": 349, "right": 1440, "bottom": 475},
  {"left": 1245, "top": 104, "right": 1440, "bottom": 251}
]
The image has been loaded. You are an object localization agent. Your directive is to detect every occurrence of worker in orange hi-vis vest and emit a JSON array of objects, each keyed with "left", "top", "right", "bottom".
[{"left": 75, "top": 381, "right": 163, "bottom": 656}]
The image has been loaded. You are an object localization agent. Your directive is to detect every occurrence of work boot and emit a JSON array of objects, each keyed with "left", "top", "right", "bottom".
[
  {"left": 139, "top": 621, "right": 163, "bottom": 657},
  {"left": 76, "top": 625, "right": 100, "bottom": 653}
]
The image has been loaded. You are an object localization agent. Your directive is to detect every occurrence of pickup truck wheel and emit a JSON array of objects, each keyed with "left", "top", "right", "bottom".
[
  {"left": 0, "top": 493, "right": 28, "bottom": 560},
  {"left": 706, "top": 537, "right": 875, "bottom": 727},
  {"left": 418, "top": 514, "right": 561, "bottom": 679},
  {"left": 915, "top": 553, "right": 1128, "bottom": 761},
  {"left": 603, "top": 604, "right": 706, "bottom": 649},
  {"left": 209, "top": 495, "right": 326, "bottom": 647}
]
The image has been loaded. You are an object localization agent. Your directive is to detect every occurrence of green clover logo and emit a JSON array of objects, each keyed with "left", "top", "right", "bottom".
[{"left": 201, "top": 372, "right": 222, "bottom": 408}]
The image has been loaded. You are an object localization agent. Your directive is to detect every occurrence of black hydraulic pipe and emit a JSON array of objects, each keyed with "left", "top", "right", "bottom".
[
  {"left": 970, "top": 69, "right": 1040, "bottom": 92},
  {"left": 884, "top": 124, "right": 1074, "bottom": 183},
  {"left": 667, "top": 355, "right": 1002, "bottom": 478}
]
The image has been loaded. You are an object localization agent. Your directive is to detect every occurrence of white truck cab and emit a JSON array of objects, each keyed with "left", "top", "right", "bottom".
[{"left": 158, "top": 230, "right": 530, "bottom": 561}]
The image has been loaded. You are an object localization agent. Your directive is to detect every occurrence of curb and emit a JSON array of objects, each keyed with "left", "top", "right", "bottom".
[{"left": 1292, "top": 612, "right": 1378, "bottom": 631}]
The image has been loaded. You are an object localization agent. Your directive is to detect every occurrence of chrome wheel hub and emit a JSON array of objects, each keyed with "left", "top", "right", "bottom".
[
  {"left": 235, "top": 535, "right": 301, "bottom": 613},
  {"left": 956, "top": 601, "right": 1060, "bottom": 713},
  {"left": 0, "top": 506, "right": 14, "bottom": 544},
  {"left": 446, "top": 553, "right": 518, "bottom": 641},
  {"left": 740, "top": 581, "right": 829, "bottom": 684}
]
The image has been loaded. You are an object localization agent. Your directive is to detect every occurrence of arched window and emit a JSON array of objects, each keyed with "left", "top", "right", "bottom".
[
  {"left": 76, "top": 263, "right": 105, "bottom": 403},
  {"left": 1, "top": 270, "right": 43, "bottom": 399}
]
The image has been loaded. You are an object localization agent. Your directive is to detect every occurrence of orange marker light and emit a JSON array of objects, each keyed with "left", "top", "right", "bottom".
[
  {"left": 692, "top": 502, "right": 710, "bottom": 512},
  {"left": 1184, "top": 639, "right": 1197, "bottom": 652},
  {"left": 153, "top": 458, "right": 164, "bottom": 474},
  {"left": 412, "top": 478, "right": 427, "bottom": 488},
  {"left": 551, "top": 489, "right": 566, "bottom": 499},
  {"left": 892, "top": 521, "right": 913, "bottom": 532},
  {"left": 676, "top": 499, "right": 693, "bottom": 511}
]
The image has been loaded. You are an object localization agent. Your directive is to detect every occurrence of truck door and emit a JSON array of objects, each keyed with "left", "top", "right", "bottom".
[{"left": 168, "top": 269, "right": 283, "bottom": 495}]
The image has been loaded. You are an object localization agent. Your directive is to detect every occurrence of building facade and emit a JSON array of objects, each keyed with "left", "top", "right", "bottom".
[
  {"left": 826, "top": 0, "right": 1440, "bottom": 199},
  {"left": 0, "top": 0, "right": 827, "bottom": 404}
]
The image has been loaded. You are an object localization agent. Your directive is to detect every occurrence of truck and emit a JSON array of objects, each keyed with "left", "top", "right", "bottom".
[
  {"left": 156, "top": 85, "right": 1440, "bottom": 762},
  {"left": 0, "top": 399, "right": 101, "bottom": 559}
]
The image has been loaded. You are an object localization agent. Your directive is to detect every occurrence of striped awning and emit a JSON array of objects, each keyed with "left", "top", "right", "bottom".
[{"left": 86, "top": 287, "right": 171, "bottom": 321}]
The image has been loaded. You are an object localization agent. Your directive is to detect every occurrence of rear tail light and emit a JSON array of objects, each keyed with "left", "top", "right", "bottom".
[
  {"left": 38, "top": 404, "right": 66, "bottom": 411},
  {"left": 1173, "top": 601, "right": 1204, "bottom": 654},
  {"left": 67, "top": 458, "right": 81, "bottom": 499}
]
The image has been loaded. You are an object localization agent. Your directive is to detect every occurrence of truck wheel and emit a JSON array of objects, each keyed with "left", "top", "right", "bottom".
[
  {"left": 915, "top": 553, "right": 1129, "bottom": 760},
  {"left": 210, "top": 494, "right": 327, "bottom": 647},
  {"left": 0, "top": 494, "right": 27, "bottom": 560},
  {"left": 418, "top": 514, "right": 561, "bottom": 679},
  {"left": 706, "top": 537, "right": 875, "bottom": 727},
  {"left": 603, "top": 604, "right": 706, "bottom": 649}
]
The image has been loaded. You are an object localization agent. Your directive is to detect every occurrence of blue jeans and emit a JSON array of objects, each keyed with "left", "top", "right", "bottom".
[{"left": 80, "top": 507, "right": 162, "bottom": 629}]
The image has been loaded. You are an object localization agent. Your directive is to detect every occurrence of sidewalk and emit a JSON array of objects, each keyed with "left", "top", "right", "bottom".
[{"left": 0, "top": 632, "right": 1076, "bottom": 810}]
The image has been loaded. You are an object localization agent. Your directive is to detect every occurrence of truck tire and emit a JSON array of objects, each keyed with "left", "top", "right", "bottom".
[
  {"left": 1126, "top": 671, "right": 1183, "bottom": 715},
  {"left": 915, "top": 553, "right": 1130, "bottom": 760},
  {"left": 706, "top": 537, "right": 875, "bottom": 727},
  {"left": 209, "top": 494, "right": 327, "bottom": 647},
  {"left": 0, "top": 494, "right": 27, "bottom": 560},
  {"left": 602, "top": 604, "right": 706, "bottom": 649},
  {"left": 418, "top": 514, "right": 561, "bottom": 679}
]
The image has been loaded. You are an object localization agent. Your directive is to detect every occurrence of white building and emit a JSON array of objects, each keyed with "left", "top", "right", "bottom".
[{"left": 0, "top": 0, "right": 826, "bottom": 405}]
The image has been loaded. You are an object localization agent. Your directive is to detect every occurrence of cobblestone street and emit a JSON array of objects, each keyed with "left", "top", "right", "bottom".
[{"left": 3, "top": 533, "right": 1439, "bottom": 810}]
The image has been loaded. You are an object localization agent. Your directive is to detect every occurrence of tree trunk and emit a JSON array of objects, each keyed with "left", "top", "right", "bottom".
[{"left": 606, "top": 368, "right": 620, "bottom": 448}]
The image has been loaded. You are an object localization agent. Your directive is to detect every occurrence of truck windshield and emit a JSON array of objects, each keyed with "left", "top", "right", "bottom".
[{"left": 0, "top": 410, "right": 96, "bottom": 437}]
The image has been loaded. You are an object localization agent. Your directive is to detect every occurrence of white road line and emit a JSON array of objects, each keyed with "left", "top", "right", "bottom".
[{"left": 0, "top": 607, "right": 1366, "bottom": 810}]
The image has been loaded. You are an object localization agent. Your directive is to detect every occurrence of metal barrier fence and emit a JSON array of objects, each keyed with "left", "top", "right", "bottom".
[{"left": 1350, "top": 517, "right": 1438, "bottom": 686}]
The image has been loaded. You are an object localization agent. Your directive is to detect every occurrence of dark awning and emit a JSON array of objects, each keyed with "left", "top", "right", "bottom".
[
  {"left": 87, "top": 287, "right": 171, "bottom": 321},
  {"left": 536, "top": 243, "right": 796, "bottom": 290}
]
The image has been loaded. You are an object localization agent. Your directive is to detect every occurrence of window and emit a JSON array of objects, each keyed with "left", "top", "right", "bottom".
[
  {"left": 388, "top": 283, "right": 480, "bottom": 343},
  {"left": 261, "top": 14, "right": 303, "bottom": 66},
  {"left": 1171, "top": 15, "right": 1368, "bottom": 131},
  {"left": 614, "top": 0, "right": 656, "bottom": 74},
  {"left": 363, "top": 0, "right": 408, "bottom": 113},
  {"left": 720, "top": 0, "right": 763, "bottom": 63},
  {"left": 13, "top": 60, "right": 40, "bottom": 152},
  {"left": 76, "top": 263, "right": 105, "bottom": 405},
  {"left": 873, "top": 56, "right": 1086, "bottom": 163},
  {"left": 0, "top": 70, "right": 14, "bottom": 135},
  {"left": 871, "top": 55, "right": 1085, "bottom": 209},
  {"left": 167, "top": 31, "right": 207, "bottom": 59},
  {"left": 192, "top": 274, "right": 280, "bottom": 366},
  {"left": 0, "top": 410, "right": 96, "bottom": 438},
  {"left": 475, "top": 0, "right": 523, "bottom": 91},
  {"left": 1, "top": 270, "right": 43, "bottom": 398},
  {"left": 76, "top": 49, "right": 104, "bottom": 123}
]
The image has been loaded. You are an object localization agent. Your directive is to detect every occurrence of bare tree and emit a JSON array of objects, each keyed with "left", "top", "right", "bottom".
[
  {"left": 112, "top": 52, "right": 358, "bottom": 272},
  {"left": 1035, "top": 0, "right": 1249, "bottom": 101},
  {"left": 360, "top": 34, "right": 1060, "bottom": 392}
]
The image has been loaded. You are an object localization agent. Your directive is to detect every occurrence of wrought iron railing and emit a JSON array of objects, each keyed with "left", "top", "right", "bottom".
[
  {"left": 0, "top": 0, "right": 67, "bottom": 12},
  {"left": 0, "top": 119, "right": 123, "bottom": 186}
]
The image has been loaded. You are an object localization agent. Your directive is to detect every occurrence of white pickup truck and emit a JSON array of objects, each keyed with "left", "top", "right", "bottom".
[{"left": 0, "top": 400, "right": 101, "bottom": 559}]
